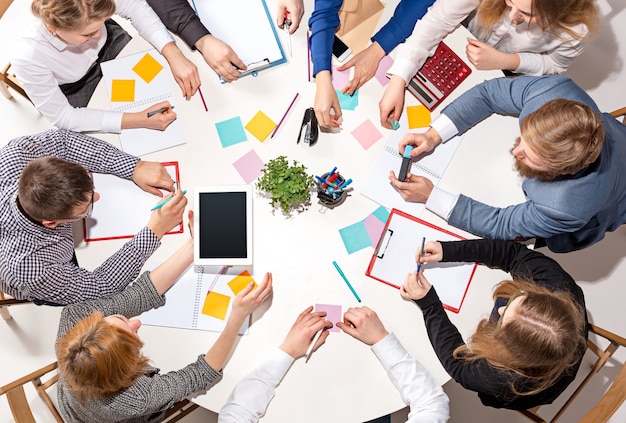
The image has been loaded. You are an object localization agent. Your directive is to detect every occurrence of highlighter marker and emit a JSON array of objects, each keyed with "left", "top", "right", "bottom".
[{"left": 398, "top": 145, "right": 414, "bottom": 182}]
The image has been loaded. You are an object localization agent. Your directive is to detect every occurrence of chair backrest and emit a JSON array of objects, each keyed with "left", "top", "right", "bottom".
[
  {"left": 0, "top": 289, "right": 31, "bottom": 321},
  {"left": 162, "top": 398, "right": 200, "bottom": 422},
  {"left": 0, "top": 0, "right": 31, "bottom": 101},
  {"left": 610, "top": 107, "right": 626, "bottom": 124},
  {"left": 0, "top": 362, "right": 64, "bottom": 423},
  {"left": 518, "top": 323, "right": 626, "bottom": 423}
]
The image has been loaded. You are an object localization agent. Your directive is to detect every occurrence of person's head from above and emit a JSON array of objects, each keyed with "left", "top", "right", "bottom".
[
  {"left": 476, "top": 0, "right": 598, "bottom": 37},
  {"left": 511, "top": 98, "right": 604, "bottom": 181},
  {"left": 31, "top": 0, "right": 115, "bottom": 45},
  {"left": 56, "top": 310, "right": 148, "bottom": 401},
  {"left": 18, "top": 157, "right": 100, "bottom": 228},
  {"left": 455, "top": 280, "right": 586, "bottom": 395}
]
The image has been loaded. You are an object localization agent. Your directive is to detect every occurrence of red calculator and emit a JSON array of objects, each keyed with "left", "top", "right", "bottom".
[{"left": 406, "top": 41, "right": 471, "bottom": 111}]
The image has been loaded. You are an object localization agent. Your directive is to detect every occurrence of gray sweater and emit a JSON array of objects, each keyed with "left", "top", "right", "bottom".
[{"left": 56, "top": 272, "right": 222, "bottom": 422}]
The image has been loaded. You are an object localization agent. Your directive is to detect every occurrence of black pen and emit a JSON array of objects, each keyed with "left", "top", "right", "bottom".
[{"left": 146, "top": 106, "right": 174, "bottom": 118}]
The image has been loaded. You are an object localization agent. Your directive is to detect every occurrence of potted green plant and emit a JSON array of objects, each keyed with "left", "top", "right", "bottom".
[{"left": 256, "top": 156, "right": 315, "bottom": 215}]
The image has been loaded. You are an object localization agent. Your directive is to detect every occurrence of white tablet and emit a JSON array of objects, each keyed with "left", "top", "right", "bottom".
[{"left": 194, "top": 185, "right": 253, "bottom": 266}]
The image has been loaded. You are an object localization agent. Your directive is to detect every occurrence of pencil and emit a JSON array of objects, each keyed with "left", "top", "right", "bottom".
[
  {"left": 146, "top": 106, "right": 174, "bottom": 117},
  {"left": 305, "top": 328, "right": 323, "bottom": 363},
  {"left": 332, "top": 261, "right": 361, "bottom": 302},
  {"left": 150, "top": 190, "right": 187, "bottom": 211},
  {"left": 197, "top": 86, "right": 208, "bottom": 112},
  {"left": 306, "top": 30, "right": 311, "bottom": 82},
  {"left": 270, "top": 93, "right": 299, "bottom": 138}
]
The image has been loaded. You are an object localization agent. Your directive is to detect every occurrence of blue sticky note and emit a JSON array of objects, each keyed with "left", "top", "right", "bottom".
[
  {"left": 336, "top": 89, "right": 359, "bottom": 111},
  {"left": 371, "top": 206, "right": 390, "bottom": 223},
  {"left": 339, "top": 220, "right": 371, "bottom": 254},
  {"left": 215, "top": 116, "right": 247, "bottom": 148}
]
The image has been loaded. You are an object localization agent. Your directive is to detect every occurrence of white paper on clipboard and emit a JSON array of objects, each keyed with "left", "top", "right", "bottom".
[{"left": 366, "top": 209, "right": 477, "bottom": 313}]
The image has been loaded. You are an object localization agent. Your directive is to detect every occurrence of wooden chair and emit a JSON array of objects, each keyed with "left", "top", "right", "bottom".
[
  {"left": 162, "top": 398, "right": 200, "bottom": 422},
  {"left": 0, "top": 362, "right": 63, "bottom": 422},
  {"left": 518, "top": 323, "right": 626, "bottom": 423},
  {"left": 0, "top": 0, "right": 30, "bottom": 101},
  {"left": 610, "top": 106, "right": 626, "bottom": 124},
  {"left": 0, "top": 289, "right": 31, "bottom": 321}
]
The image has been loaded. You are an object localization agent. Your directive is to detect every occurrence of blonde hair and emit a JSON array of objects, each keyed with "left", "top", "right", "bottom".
[
  {"left": 453, "top": 279, "right": 586, "bottom": 396},
  {"left": 56, "top": 311, "right": 149, "bottom": 402},
  {"left": 31, "top": 0, "right": 115, "bottom": 30},
  {"left": 521, "top": 98, "right": 604, "bottom": 175},
  {"left": 475, "top": 0, "right": 599, "bottom": 40}
]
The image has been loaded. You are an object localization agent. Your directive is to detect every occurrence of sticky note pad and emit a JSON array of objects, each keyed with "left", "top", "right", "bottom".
[
  {"left": 315, "top": 304, "right": 341, "bottom": 332},
  {"left": 364, "top": 213, "right": 387, "bottom": 246},
  {"left": 339, "top": 220, "right": 372, "bottom": 254},
  {"left": 132, "top": 53, "right": 163, "bottom": 84},
  {"left": 371, "top": 206, "right": 390, "bottom": 223},
  {"left": 110, "top": 79, "right": 135, "bottom": 102},
  {"left": 245, "top": 111, "right": 276, "bottom": 142},
  {"left": 216, "top": 117, "right": 247, "bottom": 148},
  {"left": 406, "top": 105, "right": 431, "bottom": 129},
  {"left": 201, "top": 291, "right": 231, "bottom": 320},
  {"left": 351, "top": 119, "right": 382, "bottom": 150},
  {"left": 375, "top": 55, "right": 394, "bottom": 86},
  {"left": 337, "top": 89, "right": 359, "bottom": 111},
  {"left": 332, "top": 65, "right": 350, "bottom": 90},
  {"left": 227, "top": 270, "right": 257, "bottom": 295},
  {"left": 233, "top": 149, "right": 265, "bottom": 184}
]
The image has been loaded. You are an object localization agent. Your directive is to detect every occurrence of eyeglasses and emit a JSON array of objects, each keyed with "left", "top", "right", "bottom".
[
  {"left": 64, "top": 189, "right": 94, "bottom": 220},
  {"left": 496, "top": 289, "right": 527, "bottom": 329}
]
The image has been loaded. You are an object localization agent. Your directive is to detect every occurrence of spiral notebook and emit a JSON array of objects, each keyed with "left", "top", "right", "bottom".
[
  {"left": 361, "top": 121, "right": 463, "bottom": 218},
  {"left": 141, "top": 265, "right": 255, "bottom": 333},
  {"left": 101, "top": 49, "right": 186, "bottom": 156}
]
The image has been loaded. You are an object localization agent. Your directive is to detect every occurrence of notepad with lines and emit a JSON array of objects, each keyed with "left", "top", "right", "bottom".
[
  {"left": 101, "top": 49, "right": 186, "bottom": 156},
  {"left": 361, "top": 122, "right": 463, "bottom": 218}
]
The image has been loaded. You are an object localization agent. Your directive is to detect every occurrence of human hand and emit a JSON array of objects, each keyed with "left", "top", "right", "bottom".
[
  {"left": 337, "top": 306, "right": 389, "bottom": 346},
  {"left": 230, "top": 272, "right": 273, "bottom": 323},
  {"left": 132, "top": 161, "right": 175, "bottom": 196},
  {"left": 379, "top": 76, "right": 406, "bottom": 128},
  {"left": 400, "top": 271, "right": 431, "bottom": 301},
  {"left": 465, "top": 38, "right": 519, "bottom": 71},
  {"left": 187, "top": 209, "right": 194, "bottom": 239},
  {"left": 195, "top": 34, "right": 246, "bottom": 82},
  {"left": 276, "top": 0, "right": 304, "bottom": 33},
  {"left": 161, "top": 42, "right": 201, "bottom": 99},
  {"left": 314, "top": 71, "right": 342, "bottom": 128},
  {"left": 399, "top": 129, "right": 442, "bottom": 158},
  {"left": 279, "top": 306, "right": 332, "bottom": 359},
  {"left": 146, "top": 190, "right": 187, "bottom": 239},
  {"left": 389, "top": 171, "right": 434, "bottom": 203},
  {"left": 337, "top": 42, "right": 385, "bottom": 95},
  {"left": 140, "top": 101, "right": 177, "bottom": 131},
  {"left": 416, "top": 241, "right": 443, "bottom": 264}
]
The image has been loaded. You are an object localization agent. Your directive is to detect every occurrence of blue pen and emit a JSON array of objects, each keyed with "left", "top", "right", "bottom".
[
  {"left": 327, "top": 166, "right": 337, "bottom": 179},
  {"left": 332, "top": 261, "right": 361, "bottom": 302},
  {"left": 151, "top": 189, "right": 187, "bottom": 211},
  {"left": 315, "top": 175, "right": 337, "bottom": 187},
  {"left": 416, "top": 236, "right": 426, "bottom": 273}
]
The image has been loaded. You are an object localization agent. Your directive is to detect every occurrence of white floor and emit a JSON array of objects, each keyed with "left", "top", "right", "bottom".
[{"left": 1, "top": 0, "right": 625, "bottom": 422}]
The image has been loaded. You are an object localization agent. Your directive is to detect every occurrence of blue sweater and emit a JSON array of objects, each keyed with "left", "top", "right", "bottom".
[
  {"left": 442, "top": 76, "right": 626, "bottom": 253},
  {"left": 308, "top": 0, "right": 434, "bottom": 76}
]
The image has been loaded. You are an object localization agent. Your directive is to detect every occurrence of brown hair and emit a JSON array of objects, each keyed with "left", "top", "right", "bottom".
[
  {"left": 18, "top": 157, "right": 93, "bottom": 221},
  {"left": 453, "top": 279, "right": 586, "bottom": 396},
  {"left": 56, "top": 311, "right": 149, "bottom": 401},
  {"left": 475, "top": 0, "right": 599, "bottom": 40},
  {"left": 521, "top": 99, "right": 604, "bottom": 176},
  {"left": 31, "top": 0, "right": 115, "bottom": 31}
]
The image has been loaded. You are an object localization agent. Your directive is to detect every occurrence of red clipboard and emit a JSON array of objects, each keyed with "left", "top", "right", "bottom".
[
  {"left": 83, "top": 161, "right": 183, "bottom": 242},
  {"left": 366, "top": 209, "right": 477, "bottom": 313}
]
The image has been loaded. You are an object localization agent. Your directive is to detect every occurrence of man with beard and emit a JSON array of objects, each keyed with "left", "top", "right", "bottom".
[{"left": 388, "top": 76, "right": 626, "bottom": 253}]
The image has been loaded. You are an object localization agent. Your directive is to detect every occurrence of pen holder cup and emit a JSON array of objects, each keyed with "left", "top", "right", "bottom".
[{"left": 317, "top": 172, "right": 348, "bottom": 208}]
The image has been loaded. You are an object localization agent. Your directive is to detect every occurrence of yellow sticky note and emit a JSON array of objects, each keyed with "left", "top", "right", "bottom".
[
  {"left": 110, "top": 79, "right": 135, "bottom": 102},
  {"left": 406, "top": 105, "right": 432, "bottom": 129},
  {"left": 132, "top": 53, "right": 163, "bottom": 84},
  {"left": 201, "top": 291, "right": 231, "bottom": 320},
  {"left": 227, "top": 270, "right": 257, "bottom": 295},
  {"left": 245, "top": 111, "right": 276, "bottom": 142}
]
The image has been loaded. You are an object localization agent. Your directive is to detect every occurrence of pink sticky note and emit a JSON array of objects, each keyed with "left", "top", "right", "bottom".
[
  {"left": 364, "top": 213, "right": 386, "bottom": 246},
  {"left": 233, "top": 150, "right": 264, "bottom": 184},
  {"left": 332, "top": 65, "right": 351, "bottom": 91},
  {"left": 375, "top": 55, "right": 394, "bottom": 86},
  {"left": 351, "top": 119, "right": 382, "bottom": 150},
  {"left": 315, "top": 303, "right": 342, "bottom": 332}
]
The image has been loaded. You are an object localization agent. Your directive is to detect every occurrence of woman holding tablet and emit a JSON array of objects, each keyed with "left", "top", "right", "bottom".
[
  {"left": 11, "top": 0, "right": 200, "bottom": 133},
  {"left": 401, "top": 239, "right": 586, "bottom": 409},
  {"left": 55, "top": 211, "right": 273, "bottom": 421}
]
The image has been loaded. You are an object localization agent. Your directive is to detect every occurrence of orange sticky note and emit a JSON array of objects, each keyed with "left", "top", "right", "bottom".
[
  {"left": 406, "top": 105, "right": 431, "bottom": 129},
  {"left": 227, "top": 270, "right": 257, "bottom": 295},
  {"left": 201, "top": 291, "right": 231, "bottom": 320},
  {"left": 245, "top": 111, "right": 276, "bottom": 142},
  {"left": 132, "top": 53, "right": 163, "bottom": 84},
  {"left": 110, "top": 79, "right": 135, "bottom": 102}
]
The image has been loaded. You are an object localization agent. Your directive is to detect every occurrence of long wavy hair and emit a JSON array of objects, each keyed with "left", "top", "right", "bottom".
[
  {"left": 56, "top": 311, "right": 150, "bottom": 402},
  {"left": 453, "top": 279, "right": 586, "bottom": 396},
  {"left": 475, "top": 0, "right": 599, "bottom": 40}
]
